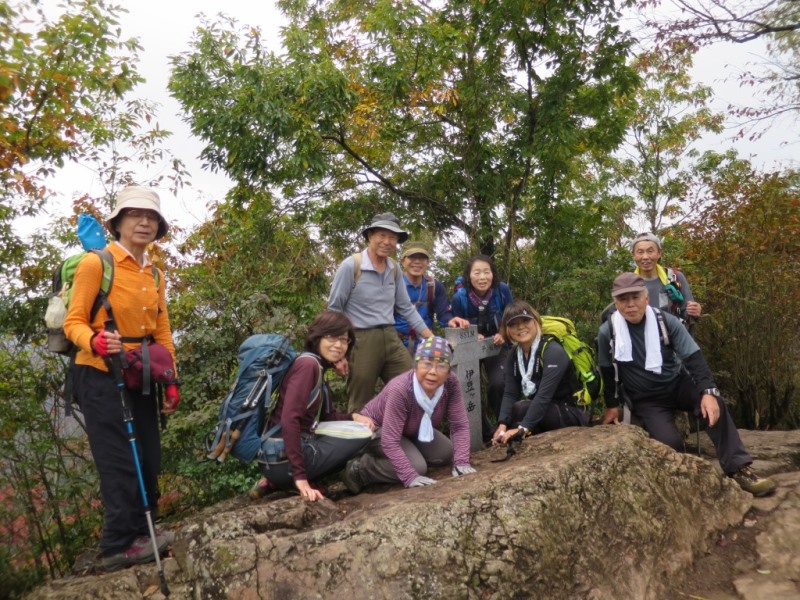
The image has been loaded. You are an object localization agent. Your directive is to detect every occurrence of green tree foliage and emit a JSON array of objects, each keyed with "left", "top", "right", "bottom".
[
  {"left": 683, "top": 151, "right": 800, "bottom": 429},
  {"left": 170, "top": 0, "right": 640, "bottom": 263},
  {"left": 160, "top": 187, "right": 331, "bottom": 504},
  {"left": 1, "top": 0, "right": 140, "bottom": 294},
  {"left": 514, "top": 40, "right": 727, "bottom": 333},
  {"left": 607, "top": 42, "right": 724, "bottom": 232}
]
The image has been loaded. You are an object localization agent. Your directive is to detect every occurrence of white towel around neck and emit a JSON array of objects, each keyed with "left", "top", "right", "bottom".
[{"left": 611, "top": 307, "right": 663, "bottom": 374}]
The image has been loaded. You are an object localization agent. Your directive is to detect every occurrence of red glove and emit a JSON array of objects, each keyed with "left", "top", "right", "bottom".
[
  {"left": 162, "top": 384, "right": 180, "bottom": 414},
  {"left": 92, "top": 332, "right": 110, "bottom": 357}
]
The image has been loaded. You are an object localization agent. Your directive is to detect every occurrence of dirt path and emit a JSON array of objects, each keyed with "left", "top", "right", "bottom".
[{"left": 662, "top": 471, "right": 800, "bottom": 600}]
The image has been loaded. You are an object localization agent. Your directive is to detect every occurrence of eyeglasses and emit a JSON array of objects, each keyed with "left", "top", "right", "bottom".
[
  {"left": 323, "top": 335, "right": 350, "bottom": 346},
  {"left": 124, "top": 209, "right": 160, "bottom": 222},
  {"left": 417, "top": 360, "right": 450, "bottom": 374}
]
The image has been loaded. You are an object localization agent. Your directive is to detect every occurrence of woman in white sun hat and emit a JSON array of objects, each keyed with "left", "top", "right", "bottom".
[{"left": 64, "top": 185, "right": 178, "bottom": 571}]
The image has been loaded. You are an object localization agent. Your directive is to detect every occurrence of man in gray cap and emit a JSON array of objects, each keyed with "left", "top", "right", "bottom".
[
  {"left": 596, "top": 273, "right": 775, "bottom": 497},
  {"left": 630, "top": 232, "right": 701, "bottom": 326},
  {"left": 328, "top": 213, "right": 433, "bottom": 411}
]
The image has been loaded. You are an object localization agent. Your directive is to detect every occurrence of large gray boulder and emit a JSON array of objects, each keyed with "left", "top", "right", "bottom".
[{"left": 25, "top": 425, "right": 759, "bottom": 599}]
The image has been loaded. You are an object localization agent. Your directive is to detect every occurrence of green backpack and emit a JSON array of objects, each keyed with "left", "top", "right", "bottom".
[
  {"left": 46, "top": 249, "right": 114, "bottom": 355},
  {"left": 45, "top": 249, "right": 159, "bottom": 355},
  {"left": 539, "top": 315, "right": 602, "bottom": 407}
]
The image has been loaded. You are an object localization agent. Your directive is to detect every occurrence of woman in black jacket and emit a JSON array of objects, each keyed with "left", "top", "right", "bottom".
[{"left": 492, "top": 301, "right": 588, "bottom": 445}]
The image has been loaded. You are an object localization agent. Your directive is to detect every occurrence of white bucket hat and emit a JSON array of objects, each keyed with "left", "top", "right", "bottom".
[{"left": 105, "top": 185, "right": 169, "bottom": 240}]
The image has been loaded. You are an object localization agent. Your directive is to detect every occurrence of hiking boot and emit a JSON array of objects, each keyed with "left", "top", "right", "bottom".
[
  {"left": 102, "top": 537, "right": 156, "bottom": 572},
  {"left": 249, "top": 477, "right": 279, "bottom": 500},
  {"left": 155, "top": 529, "right": 175, "bottom": 553},
  {"left": 732, "top": 465, "right": 776, "bottom": 497},
  {"left": 133, "top": 529, "right": 174, "bottom": 554},
  {"left": 343, "top": 458, "right": 363, "bottom": 495}
]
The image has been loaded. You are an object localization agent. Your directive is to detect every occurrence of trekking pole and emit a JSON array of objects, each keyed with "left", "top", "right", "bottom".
[
  {"left": 106, "top": 330, "right": 170, "bottom": 596},
  {"left": 209, "top": 373, "right": 271, "bottom": 462},
  {"left": 491, "top": 429, "right": 525, "bottom": 463},
  {"left": 209, "top": 337, "right": 292, "bottom": 462}
]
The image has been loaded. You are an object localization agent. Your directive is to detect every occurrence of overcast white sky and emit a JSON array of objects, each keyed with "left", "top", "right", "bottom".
[
  {"left": 38, "top": 1, "right": 286, "bottom": 232},
  {"left": 37, "top": 0, "right": 797, "bottom": 235}
]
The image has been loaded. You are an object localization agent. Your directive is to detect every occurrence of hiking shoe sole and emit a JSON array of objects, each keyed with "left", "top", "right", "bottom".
[
  {"left": 732, "top": 466, "right": 777, "bottom": 497},
  {"left": 343, "top": 458, "right": 363, "bottom": 495}
]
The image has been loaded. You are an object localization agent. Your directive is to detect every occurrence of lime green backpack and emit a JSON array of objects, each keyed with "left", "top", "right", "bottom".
[
  {"left": 539, "top": 315, "right": 602, "bottom": 407},
  {"left": 45, "top": 249, "right": 159, "bottom": 355}
]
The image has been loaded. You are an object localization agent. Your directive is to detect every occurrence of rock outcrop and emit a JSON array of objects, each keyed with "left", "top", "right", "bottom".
[{"left": 27, "top": 425, "right": 800, "bottom": 600}]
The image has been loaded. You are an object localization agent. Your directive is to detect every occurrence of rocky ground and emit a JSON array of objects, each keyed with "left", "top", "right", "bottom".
[
  {"left": 657, "top": 430, "right": 800, "bottom": 600},
  {"left": 32, "top": 428, "right": 800, "bottom": 600}
]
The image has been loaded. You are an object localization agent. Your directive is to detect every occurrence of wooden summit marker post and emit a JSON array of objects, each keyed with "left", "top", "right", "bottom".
[{"left": 444, "top": 326, "right": 502, "bottom": 452}]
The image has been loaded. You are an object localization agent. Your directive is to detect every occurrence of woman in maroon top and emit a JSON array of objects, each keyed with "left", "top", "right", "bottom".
[{"left": 252, "top": 311, "right": 375, "bottom": 501}]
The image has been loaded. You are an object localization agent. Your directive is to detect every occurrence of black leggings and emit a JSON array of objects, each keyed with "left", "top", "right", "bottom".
[{"left": 511, "top": 400, "right": 589, "bottom": 433}]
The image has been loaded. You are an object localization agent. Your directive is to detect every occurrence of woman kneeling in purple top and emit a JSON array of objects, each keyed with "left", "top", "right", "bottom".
[{"left": 343, "top": 336, "right": 476, "bottom": 492}]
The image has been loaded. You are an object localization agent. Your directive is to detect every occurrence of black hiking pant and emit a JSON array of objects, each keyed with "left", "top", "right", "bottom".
[
  {"left": 630, "top": 370, "right": 752, "bottom": 475},
  {"left": 511, "top": 400, "right": 589, "bottom": 433},
  {"left": 480, "top": 346, "right": 509, "bottom": 442},
  {"left": 259, "top": 434, "right": 370, "bottom": 489},
  {"left": 73, "top": 365, "right": 161, "bottom": 557}
]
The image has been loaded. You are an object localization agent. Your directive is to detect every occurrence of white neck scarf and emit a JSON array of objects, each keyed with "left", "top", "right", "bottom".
[
  {"left": 412, "top": 375, "right": 444, "bottom": 442},
  {"left": 517, "top": 334, "right": 542, "bottom": 397},
  {"left": 611, "top": 307, "right": 662, "bottom": 374}
]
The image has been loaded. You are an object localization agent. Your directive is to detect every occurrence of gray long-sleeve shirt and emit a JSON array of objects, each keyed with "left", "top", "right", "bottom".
[{"left": 328, "top": 250, "right": 428, "bottom": 334}]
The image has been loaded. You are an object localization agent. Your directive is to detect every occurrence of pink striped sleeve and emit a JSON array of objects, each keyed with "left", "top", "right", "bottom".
[{"left": 379, "top": 379, "right": 421, "bottom": 487}]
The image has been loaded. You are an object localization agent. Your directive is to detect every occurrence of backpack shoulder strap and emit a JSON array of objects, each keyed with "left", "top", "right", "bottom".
[
  {"left": 459, "top": 288, "right": 468, "bottom": 315},
  {"left": 652, "top": 308, "right": 671, "bottom": 347},
  {"left": 494, "top": 286, "right": 504, "bottom": 314},
  {"left": 533, "top": 333, "right": 560, "bottom": 373},
  {"left": 532, "top": 335, "right": 554, "bottom": 379},
  {"left": 260, "top": 353, "right": 325, "bottom": 441},
  {"left": 351, "top": 252, "right": 362, "bottom": 289},
  {"left": 668, "top": 267, "right": 682, "bottom": 291},
  {"left": 89, "top": 248, "right": 115, "bottom": 322},
  {"left": 389, "top": 257, "right": 401, "bottom": 283},
  {"left": 607, "top": 316, "right": 622, "bottom": 405},
  {"left": 426, "top": 275, "right": 435, "bottom": 314},
  {"left": 292, "top": 352, "right": 325, "bottom": 408}
]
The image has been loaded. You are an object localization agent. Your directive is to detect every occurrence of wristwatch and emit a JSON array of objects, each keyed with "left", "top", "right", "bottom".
[{"left": 702, "top": 388, "right": 721, "bottom": 398}]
